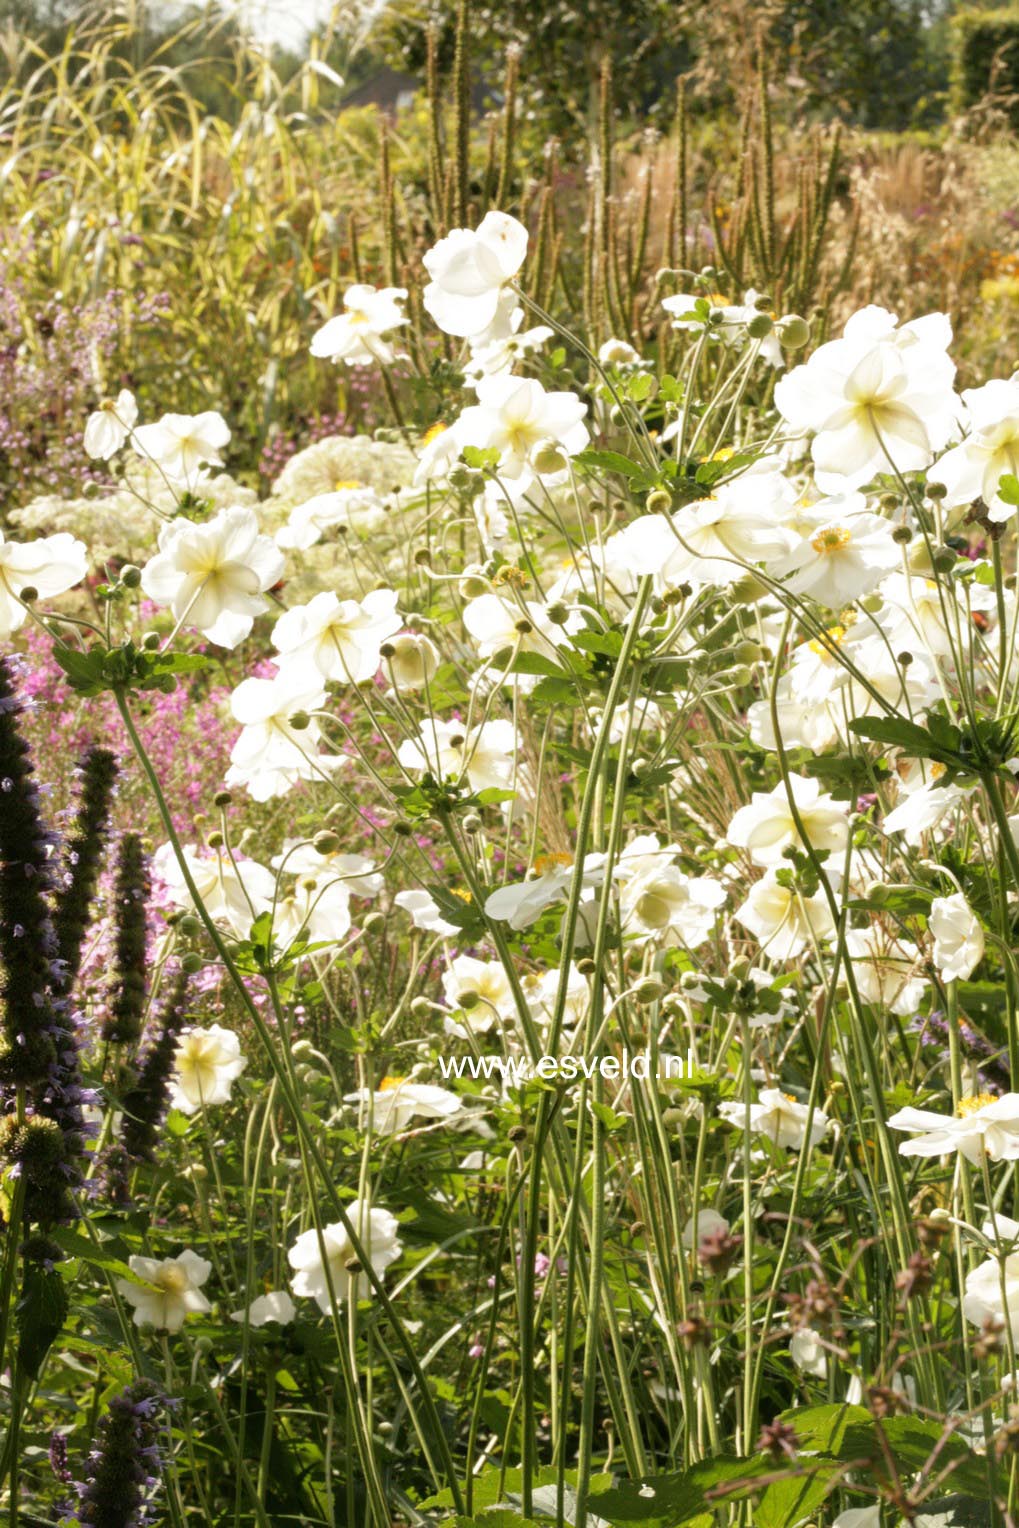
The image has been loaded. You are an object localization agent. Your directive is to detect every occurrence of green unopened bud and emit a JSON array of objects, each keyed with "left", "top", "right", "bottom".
[
  {"left": 17, "top": 586, "right": 38, "bottom": 604},
  {"left": 778, "top": 315, "right": 810, "bottom": 349},
  {"left": 547, "top": 602, "right": 569, "bottom": 626},
  {"left": 206, "top": 830, "right": 224, "bottom": 849},
  {"left": 531, "top": 439, "right": 569, "bottom": 476},
  {"left": 362, "top": 911, "right": 386, "bottom": 934},
  {"left": 120, "top": 564, "right": 142, "bottom": 589},
  {"left": 213, "top": 789, "right": 232, "bottom": 808},
  {"left": 288, "top": 710, "right": 311, "bottom": 731},
  {"left": 747, "top": 313, "right": 773, "bottom": 339},
  {"left": 459, "top": 989, "right": 481, "bottom": 1010},
  {"left": 177, "top": 914, "right": 203, "bottom": 938},
  {"left": 723, "top": 664, "right": 753, "bottom": 687},
  {"left": 732, "top": 640, "right": 765, "bottom": 664},
  {"left": 926, "top": 481, "right": 948, "bottom": 501},
  {"left": 932, "top": 547, "right": 957, "bottom": 574},
  {"left": 142, "top": 630, "right": 161, "bottom": 650},
  {"left": 460, "top": 573, "right": 489, "bottom": 599},
  {"left": 447, "top": 465, "right": 476, "bottom": 490},
  {"left": 646, "top": 488, "right": 672, "bottom": 514},
  {"left": 180, "top": 952, "right": 204, "bottom": 974},
  {"left": 414, "top": 547, "right": 433, "bottom": 568},
  {"left": 891, "top": 524, "right": 913, "bottom": 545},
  {"left": 462, "top": 813, "right": 482, "bottom": 834},
  {"left": 729, "top": 574, "right": 769, "bottom": 604},
  {"left": 313, "top": 830, "right": 341, "bottom": 854},
  {"left": 632, "top": 977, "right": 666, "bottom": 1005}
]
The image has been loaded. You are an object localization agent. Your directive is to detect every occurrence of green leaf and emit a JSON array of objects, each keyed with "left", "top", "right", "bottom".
[
  {"left": 997, "top": 471, "right": 1019, "bottom": 506},
  {"left": 573, "top": 448, "right": 647, "bottom": 479},
  {"left": 16, "top": 1263, "right": 69, "bottom": 1378},
  {"left": 848, "top": 715, "right": 964, "bottom": 765}
]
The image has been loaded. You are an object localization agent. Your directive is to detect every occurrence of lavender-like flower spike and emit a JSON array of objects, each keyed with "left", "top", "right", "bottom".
[
  {"left": 69, "top": 1378, "right": 167, "bottom": 1528},
  {"left": 0, "top": 656, "right": 61, "bottom": 1091},
  {"left": 53, "top": 746, "right": 118, "bottom": 991},
  {"left": 118, "top": 970, "right": 191, "bottom": 1168},
  {"left": 102, "top": 833, "right": 151, "bottom": 1046}
]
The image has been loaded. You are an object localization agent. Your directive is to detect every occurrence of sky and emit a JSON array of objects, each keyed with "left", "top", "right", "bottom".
[{"left": 230, "top": 0, "right": 337, "bottom": 49}]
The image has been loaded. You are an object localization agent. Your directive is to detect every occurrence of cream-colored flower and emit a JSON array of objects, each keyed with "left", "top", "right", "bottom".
[
  {"left": 117, "top": 1250, "right": 212, "bottom": 1333},
  {"left": 169, "top": 1025, "right": 247, "bottom": 1115},
  {"left": 288, "top": 1203, "right": 401, "bottom": 1311}
]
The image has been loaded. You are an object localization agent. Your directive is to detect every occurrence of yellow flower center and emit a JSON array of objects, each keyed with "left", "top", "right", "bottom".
[
  {"left": 450, "top": 887, "right": 473, "bottom": 903},
  {"left": 957, "top": 1093, "right": 996, "bottom": 1117},
  {"left": 423, "top": 422, "right": 447, "bottom": 445},
  {"left": 154, "top": 1266, "right": 190, "bottom": 1295},
  {"left": 333, "top": 478, "right": 361, "bottom": 492},
  {"left": 347, "top": 308, "right": 370, "bottom": 324},
  {"left": 811, "top": 526, "right": 853, "bottom": 556},
  {"left": 534, "top": 852, "right": 572, "bottom": 876},
  {"left": 710, "top": 446, "right": 735, "bottom": 462},
  {"left": 493, "top": 566, "right": 529, "bottom": 589},
  {"left": 379, "top": 1075, "right": 406, "bottom": 1092},
  {"left": 808, "top": 624, "right": 847, "bottom": 660}
]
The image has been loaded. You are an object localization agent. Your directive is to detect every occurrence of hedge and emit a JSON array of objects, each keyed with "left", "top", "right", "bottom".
[{"left": 951, "top": 7, "right": 1019, "bottom": 124}]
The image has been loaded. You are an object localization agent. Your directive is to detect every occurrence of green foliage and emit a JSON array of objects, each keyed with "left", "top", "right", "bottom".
[{"left": 951, "top": 5, "right": 1019, "bottom": 124}]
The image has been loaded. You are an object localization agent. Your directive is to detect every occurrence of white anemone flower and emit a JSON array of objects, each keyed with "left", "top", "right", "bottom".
[
  {"left": 140, "top": 506, "right": 283, "bottom": 648},
  {"left": 777, "top": 505, "right": 900, "bottom": 609},
  {"left": 275, "top": 484, "right": 386, "bottom": 550},
  {"left": 929, "top": 892, "right": 984, "bottom": 981},
  {"left": 935, "top": 376, "right": 1019, "bottom": 521},
  {"left": 790, "top": 1329, "right": 828, "bottom": 1378},
  {"left": 274, "top": 588, "right": 401, "bottom": 684},
  {"left": 619, "top": 864, "right": 726, "bottom": 945},
  {"left": 0, "top": 530, "right": 88, "bottom": 636},
  {"left": 382, "top": 631, "right": 440, "bottom": 691},
  {"left": 442, "top": 955, "right": 516, "bottom": 1025},
  {"left": 844, "top": 926, "right": 926, "bottom": 1015},
  {"left": 423, "top": 211, "right": 528, "bottom": 337},
  {"left": 117, "top": 1250, "right": 213, "bottom": 1333},
  {"left": 735, "top": 872, "right": 836, "bottom": 960},
  {"left": 485, "top": 853, "right": 607, "bottom": 930},
  {"left": 462, "top": 591, "right": 563, "bottom": 660},
  {"left": 83, "top": 389, "right": 137, "bottom": 459},
  {"left": 726, "top": 776, "right": 849, "bottom": 867},
  {"left": 153, "top": 842, "right": 275, "bottom": 937},
  {"left": 719, "top": 1087, "right": 830, "bottom": 1149},
  {"left": 224, "top": 669, "right": 330, "bottom": 802},
  {"left": 889, "top": 1092, "right": 1019, "bottom": 1164},
  {"left": 309, "top": 283, "right": 408, "bottom": 366},
  {"left": 397, "top": 717, "right": 520, "bottom": 794},
  {"left": 832, "top": 1512, "right": 881, "bottom": 1528},
  {"left": 774, "top": 305, "right": 957, "bottom": 491},
  {"left": 680, "top": 1207, "right": 729, "bottom": 1249},
  {"left": 454, "top": 374, "right": 588, "bottom": 483},
  {"left": 230, "top": 1291, "right": 296, "bottom": 1327},
  {"left": 882, "top": 765, "right": 974, "bottom": 846},
  {"left": 875, "top": 571, "right": 996, "bottom": 660},
  {"left": 132, "top": 410, "right": 231, "bottom": 485},
  {"left": 288, "top": 1203, "right": 401, "bottom": 1311},
  {"left": 963, "top": 1215, "right": 1019, "bottom": 1336},
  {"left": 394, "top": 888, "right": 458, "bottom": 936},
  {"left": 169, "top": 1024, "right": 247, "bottom": 1114},
  {"left": 346, "top": 1078, "right": 464, "bottom": 1135}
]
